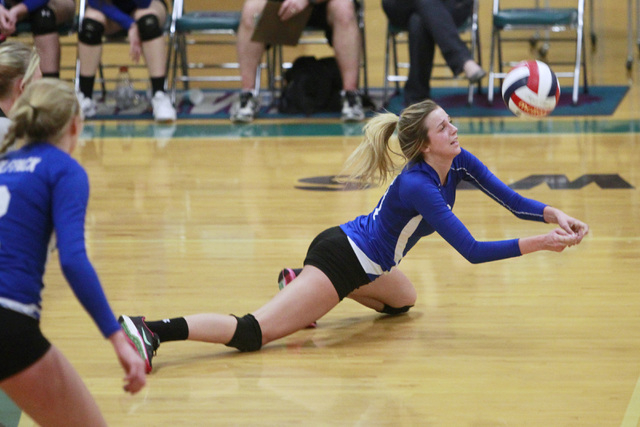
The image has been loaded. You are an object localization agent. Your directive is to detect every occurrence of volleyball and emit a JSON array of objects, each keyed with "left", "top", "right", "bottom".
[{"left": 501, "top": 60, "right": 560, "bottom": 118}]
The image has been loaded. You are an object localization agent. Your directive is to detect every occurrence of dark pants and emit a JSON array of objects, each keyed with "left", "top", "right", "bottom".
[{"left": 382, "top": 0, "right": 473, "bottom": 105}]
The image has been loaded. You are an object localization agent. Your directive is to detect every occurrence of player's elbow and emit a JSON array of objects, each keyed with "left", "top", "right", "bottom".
[
  {"left": 461, "top": 248, "right": 485, "bottom": 264},
  {"left": 466, "top": 256, "right": 484, "bottom": 264}
]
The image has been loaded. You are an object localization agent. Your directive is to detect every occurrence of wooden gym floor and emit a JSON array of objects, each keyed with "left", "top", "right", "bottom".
[{"left": 4, "top": 0, "right": 640, "bottom": 426}]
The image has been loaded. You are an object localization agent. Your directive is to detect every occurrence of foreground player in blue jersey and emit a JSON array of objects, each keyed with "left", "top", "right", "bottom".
[
  {"left": 120, "top": 99, "right": 589, "bottom": 371},
  {"left": 0, "top": 79, "right": 146, "bottom": 426}
]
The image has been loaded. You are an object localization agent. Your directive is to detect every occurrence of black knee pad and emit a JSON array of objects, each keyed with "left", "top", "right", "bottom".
[
  {"left": 380, "top": 304, "right": 413, "bottom": 315},
  {"left": 136, "top": 14, "right": 163, "bottom": 42},
  {"left": 30, "top": 6, "right": 57, "bottom": 36},
  {"left": 225, "top": 314, "right": 262, "bottom": 352},
  {"left": 78, "top": 18, "right": 105, "bottom": 45}
]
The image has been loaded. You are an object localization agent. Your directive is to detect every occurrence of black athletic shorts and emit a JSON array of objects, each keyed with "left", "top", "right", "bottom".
[
  {"left": 303, "top": 226, "right": 371, "bottom": 300},
  {"left": 0, "top": 307, "right": 51, "bottom": 382}
]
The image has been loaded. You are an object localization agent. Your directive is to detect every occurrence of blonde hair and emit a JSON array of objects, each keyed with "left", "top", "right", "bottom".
[
  {"left": 0, "top": 41, "right": 41, "bottom": 100},
  {"left": 0, "top": 79, "right": 80, "bottom": 154},
  {"left": 342, "top": 99, "right": 441, "bottom": 186}
]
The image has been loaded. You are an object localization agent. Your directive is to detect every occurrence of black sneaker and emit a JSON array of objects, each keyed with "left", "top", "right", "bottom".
[
  {"left": 340, "top": 90, "right": 365, "bottom": 122},
  {"left": 119, "top": 315, "right": 160, "bottom": 373},
  {"left": 276, "top": 268, "right": 316, "bottom": 328}
]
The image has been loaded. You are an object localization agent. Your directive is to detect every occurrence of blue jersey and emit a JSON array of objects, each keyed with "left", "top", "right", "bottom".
[
  {"left": 341, "top": 148, "right": 547, "bottom": 279},
  {"left": 0, "top": 142, "right": 120, "bottom": 338}
]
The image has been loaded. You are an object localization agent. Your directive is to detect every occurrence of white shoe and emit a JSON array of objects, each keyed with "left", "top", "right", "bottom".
[
  {"left": 152, "top": 91, "right": 177, "bottom": 122},
  {"left": 230, "top": 92, "right": 259, "bottom": 123},
  {"left": 77, "top": 92, "right": 96, "bottom": 118}
]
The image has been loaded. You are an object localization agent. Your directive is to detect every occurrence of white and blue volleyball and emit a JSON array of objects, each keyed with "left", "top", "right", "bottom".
[{"left": 502, "top": 60, "right": 560, "bottom": 118}]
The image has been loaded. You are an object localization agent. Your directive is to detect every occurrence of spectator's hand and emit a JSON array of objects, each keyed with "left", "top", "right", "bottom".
[
  {"left": 110, "top": 329, "right": 146, "bottom": 394},
  {"left": 128, "top": 23, "right": 142, "bottom": 63},
  {"left": 0, "top": 6, "right": 16, "bottom": 35},
  {"left": 278, "top": 0, "right": 309, "bottom": 21}
]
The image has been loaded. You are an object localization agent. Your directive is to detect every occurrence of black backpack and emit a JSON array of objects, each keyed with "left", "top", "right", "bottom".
[{"left": 278, "top": 56, "right": 343, "bottom": 115}]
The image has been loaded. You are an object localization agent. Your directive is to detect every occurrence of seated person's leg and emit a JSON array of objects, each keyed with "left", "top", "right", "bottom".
[
  {"left": 230, "top": 0, "right": 267, "bottom": 123},
  {"left": 77, "top": 8, "right": 110, "bottom": 116},
  {"left": 30, "top": 0, "right": 73, "bottom": 77},
  {"left": 404, "top": 12, "right": 434, "bottom": 105},
  {"left": 324, "top": 0, "right": 364, "bottom": 122},
  {"left": 324, "top": 0, "right": 359, "bottom": 92},
  {"left": 133, "top": 0, "right": 175, "bottom": 121}
]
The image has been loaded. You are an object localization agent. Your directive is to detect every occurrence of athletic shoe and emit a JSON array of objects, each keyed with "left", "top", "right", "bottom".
[
  {"left": 152, "top": 91, "right": 177, "bottom": 122},
  {"left": 277, "top": 268, "right": 317, "bottom": 328},
  {"left": 118, "top": 315, "right": 160, "bottom": 374},
  {"left": 340, "top": 90, "right": 365, "bottom": 122},
  {"left": 230, "top": 92, "right": 259, "bottom": 123},
  {"left": 77, "top": 92, "right": 96, "bottom": 118}
]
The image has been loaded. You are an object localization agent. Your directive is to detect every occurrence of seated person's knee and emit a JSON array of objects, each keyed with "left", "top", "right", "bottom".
[
  {"left": 326, "top": 0, "right": 357, "bottom": 24},
  {"left": 78, "top": 18, "right": 105, "bottom": 45},
  {"left": 29, "top": 6, "right": 58, "bottom": 36},
  {"left": 240, "top": 1, "right": 264, "bottom": 29},
  {"left": 136, "top": 14, "right": 163, "bottom": 42}
]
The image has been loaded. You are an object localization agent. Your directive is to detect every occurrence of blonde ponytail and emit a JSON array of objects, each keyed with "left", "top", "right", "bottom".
[
  {"left": 1, "top": 79, "right": 79, "bottom": 154},
  {"left": 0, "top": 42, "right": 40, "bottom": 99},
  {"left": 341, "top": 99, "right": 441, "bottom": 187},
  {"left": 341, "top": 112, "right": 401, "bottom": 187}
]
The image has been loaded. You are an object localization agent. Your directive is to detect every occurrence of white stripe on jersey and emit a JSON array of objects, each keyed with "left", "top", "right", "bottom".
[
  {"left": 347, "top": 236, "right": 384, "bottom": 277},
  {"left": 394, "top": 215, "right": 422, "bottom": 266}
]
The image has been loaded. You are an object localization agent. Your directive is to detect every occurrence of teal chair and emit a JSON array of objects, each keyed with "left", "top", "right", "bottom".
[
  {"left": 382, "top": 0, "right": 481, "bottom": 106},
  {"left": 487, "top": 0, "right": 588, "bottom": 105},
  {"left": 168, "top": 1, "right": 268, "bottom": 104}
]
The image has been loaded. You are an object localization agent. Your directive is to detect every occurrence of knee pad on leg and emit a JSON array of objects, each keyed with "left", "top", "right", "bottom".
[
  {"left": 78, "top": 18, "right": 105, "bottom": 45},
  {"left": 136, "top": 14, "right": 163, "bottom": 42},
  {"left": 30, "top": 6, "right": 57, "bottom": 36},
  {"left": 380, "top": 304, "right": 413, "bottom": 315},
  {"left": 225, "top": 314, "right": 262, "bottom": 352}
]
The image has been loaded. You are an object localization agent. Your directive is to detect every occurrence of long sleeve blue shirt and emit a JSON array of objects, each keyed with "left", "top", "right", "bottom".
[
  {"left": 0, "top": 142, "right": 120, "bottom": 338},
  {"left": 341, "top": 148, "right": 547, "bottom": 279}
]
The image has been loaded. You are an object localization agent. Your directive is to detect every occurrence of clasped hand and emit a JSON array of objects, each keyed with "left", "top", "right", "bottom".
[{"left": 0, "top": 6, "right": 17, "bottom": 36}]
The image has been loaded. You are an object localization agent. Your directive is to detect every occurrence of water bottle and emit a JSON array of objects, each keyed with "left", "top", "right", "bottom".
[{"left": 115, "top": 66, "right": 135, "bottom": 110}]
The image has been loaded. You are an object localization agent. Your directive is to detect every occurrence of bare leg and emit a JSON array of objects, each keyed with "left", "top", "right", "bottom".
[
  {"left": 134, "top": 0, "right": 168, "bottom": 78},
  {"left": 326, "top": 0, "right": 360, "bottom": 91},
  {"left": 184, "top": 265, "right": 340, "bottom": 347},
  {"left": 1, "top": 346, "right": 107, "bottom": 427},
  {"left": 347, "top": 268, "right": 417, "bottom": 312},
  {"left": 33, "top": 0, "right": 75, "bottom": 75},
  {"left": 77, "top": 9, "right": 109, "bottom": 77},
  {"left": 236, "top": 0, "right": 267, "bottom": 91},
  {"left": 33, "top": 33, "right": 60, "bottom": 75}
]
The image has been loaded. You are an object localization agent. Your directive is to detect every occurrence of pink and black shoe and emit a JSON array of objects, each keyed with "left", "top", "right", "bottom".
[{"left": 277, "top": 268, "right": 317, "bottom": 328}]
